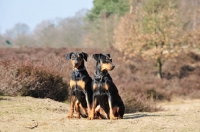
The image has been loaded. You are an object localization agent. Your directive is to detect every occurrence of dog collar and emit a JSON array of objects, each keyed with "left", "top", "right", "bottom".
[
  {"left": 73, "top": 67, "right": 86, "bottom": 77},
  {"left": 94, "top": 71, "right": 108, "bottom": 82}
]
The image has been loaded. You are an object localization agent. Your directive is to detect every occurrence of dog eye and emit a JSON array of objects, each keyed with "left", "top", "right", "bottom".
[
  {"left": 77, "top": 57, "right": 82, "bottom": 61},
  {"left": 102, "top": 60, "right": 107, "bottom": 63},
  {"left": 71, "top": 56, "right": 76, "bottom": 60},
  {"left": 105, "top": 60, "right": 109, "bottom": 63}
]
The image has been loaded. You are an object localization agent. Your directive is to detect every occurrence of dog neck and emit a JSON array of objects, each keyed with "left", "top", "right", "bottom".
[
  {"left": 73, "top": 66, "right": 86, "bottom": 72},
  {"left": 72, "top": 66, "right": 86, "bottom": 79},
  {"left": 94, "top": 69, "right": 109, "bottom": 82}
]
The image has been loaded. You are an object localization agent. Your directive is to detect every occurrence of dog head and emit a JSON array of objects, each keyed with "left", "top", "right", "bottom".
[
  {"left": 93, "top": 54, "right": 115, "bottom": 72},
  {"left": 66, "top": 52, "right": 88, "bottom": 69}
]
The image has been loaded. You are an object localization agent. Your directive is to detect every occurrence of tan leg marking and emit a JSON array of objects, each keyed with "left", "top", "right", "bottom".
[
  {"left": 74, "top": 100, "right": 80, "bottom": 118},
  {"left": 67, "top": 95, "right": 76, "bottom": 118}
]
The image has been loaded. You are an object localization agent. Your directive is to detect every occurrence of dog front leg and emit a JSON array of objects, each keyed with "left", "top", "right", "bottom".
[
  {"left": 85, "top": 92, "right": 91, "bottom": 116},
  {"left": 108, "top": 94, "right": 117, "bottom": 120},
  {"left": 74, "top": 100, "right": 81, "bottom": 118},
  {"left": 95, "top": 105, "right": 108, "bottom": 119},
  {"left": 67, "top": 95, "right": 76, "bottom": 118},
  {"left": 88, "top": 97, "right": 97, "bottom": 120}
]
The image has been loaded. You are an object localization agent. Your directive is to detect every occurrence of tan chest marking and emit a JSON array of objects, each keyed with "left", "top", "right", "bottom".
[
  {"left": 93, "top": 83, "right": 109, "bottom": 91},
  {"left": 102, "top": 83, "right": 109, "bottom": 90},
  {"left": 77, "top": 80, "right": 85, "bottom": 90},
  {"left": 70, "top": 80, "right": 85, "bottom": 90},
  {"left": 70, "top": 80, "right": 76, "bottom": 88},
  {"left": 93, "top": 83, "right": 98, "bottom": 90}
]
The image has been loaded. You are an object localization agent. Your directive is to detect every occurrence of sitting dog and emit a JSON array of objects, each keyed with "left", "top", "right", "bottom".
[
  {"left": 88, "top": 54, "right": 125, "bottom": 120},
  {"left": 66, "top": 52, "right": 92, "bottom": 118}
]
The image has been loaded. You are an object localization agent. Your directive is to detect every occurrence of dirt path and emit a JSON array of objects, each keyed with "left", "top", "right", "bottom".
[{"left": 0, "top": 96, "right": 200, "bottom": 132}]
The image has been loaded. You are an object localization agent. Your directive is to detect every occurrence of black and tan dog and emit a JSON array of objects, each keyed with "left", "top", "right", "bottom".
[
  {"left": 66, "top": 52, "right": 93, "bottom": 118},
  {"left": 88, "top": 54, "right": 125, "bottom": 120}
]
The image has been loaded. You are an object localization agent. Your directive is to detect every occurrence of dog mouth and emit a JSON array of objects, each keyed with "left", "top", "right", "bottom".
[
  {"left": 102, "top": 69, "right": 107, "bottom": 72},
  {"left": 74, "top": 65, "right": 79, "bottom": 69},
  {"left": 101, "top": 65, "right": 115, "bottom": 71},
  {"left": 111, "top": 65, "right": 115, "bottom": 70},
  {"left": 73, "top": 63, "right": 80, "bottom": 69}
]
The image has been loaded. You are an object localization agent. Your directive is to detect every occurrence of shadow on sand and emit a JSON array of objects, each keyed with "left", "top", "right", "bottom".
[{"left": 123, "top": 113, "right": 176, "bottom": 119}]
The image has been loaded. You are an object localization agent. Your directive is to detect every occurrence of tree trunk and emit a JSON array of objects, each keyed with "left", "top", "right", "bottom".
[
  {"left": 129, "top": 0, "right": 133, "bottom": 14},
  {"left": 157, "top": 59, "right": 163, "bottom": 79},
  {"left": 192, "top": 0, "right": 198, "bottom": 47}
]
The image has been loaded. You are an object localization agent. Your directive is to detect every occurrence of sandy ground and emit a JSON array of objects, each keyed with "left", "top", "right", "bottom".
[{"left": 0, "top": 96, "right": 200, "bottom": 132}]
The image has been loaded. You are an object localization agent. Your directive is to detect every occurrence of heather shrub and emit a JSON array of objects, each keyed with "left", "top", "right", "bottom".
[
  {"left": 1, "top": 47, "right": 200, "bottom": 113},
  {"left": 16, "top": 65, "right": 68, "bottom": 101},
  {"left": 0, "top": 63, "right": 68, "bottom": 101},
  {"left": 125, "top": 98, "right": 161, "bottom": 113},
  {"left": 0, "top": 49, "right": 69, "bottom": 101}
]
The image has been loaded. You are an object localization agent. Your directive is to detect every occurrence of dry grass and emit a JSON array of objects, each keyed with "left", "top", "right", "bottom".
[
  {"left": 0, "top": 96, "right": 69, "bottom": 132},
  {"left": 0, "top": 96, "right": 200, "bottom": 132},
  {"left": 158, "top": 98, "right": 200, "bottom": 111}
]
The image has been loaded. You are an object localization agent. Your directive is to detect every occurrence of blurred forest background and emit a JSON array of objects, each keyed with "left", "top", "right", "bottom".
[{"left": 1, "top": 0, "right": 200, "bottom": 113}]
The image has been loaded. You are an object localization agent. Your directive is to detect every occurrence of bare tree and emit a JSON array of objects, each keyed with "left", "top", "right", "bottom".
[
  {"left": 4, "top": 23, "right": 32, "bottom": 47},
  {"left": 179, "top": 0, "right": 200, "bottom": 31},
  {"left": 179, "top": 0, "right": 200, "bottom": 47},
  {"left": 33, "top": 20, "right": 59, "bottom": 47},
  {"left": 58, "top": 9, "right": 87, "bottom": 47},
  {"left": 0, "top": 34, "right": 5, "bottom": 47},
  {"left": 33, "top": 9, "right": 87, "bottom": 48}
]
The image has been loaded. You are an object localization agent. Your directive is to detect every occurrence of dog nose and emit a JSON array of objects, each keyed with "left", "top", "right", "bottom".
[
  {"left": 74, "top": 60, "right": 78, "bottom": 65},
  {"left": 111, "top": 65, "right": 115, "bottom": 70}
]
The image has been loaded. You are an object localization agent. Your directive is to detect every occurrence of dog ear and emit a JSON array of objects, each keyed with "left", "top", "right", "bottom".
[
  {"left": 65, "top": 52, "right": 73, "bottom": 61},
  {"left": 105, "top": 54, "right": 110, "bottom": 58},
  {"left": 93, "top": 54, "right": 101, "bottom": 61},
  {"left": 81, "top": 52, "right": 88, "bottom": 61}
]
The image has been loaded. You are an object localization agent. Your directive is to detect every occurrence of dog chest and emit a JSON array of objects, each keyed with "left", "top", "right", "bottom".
[
  {"left": 93, "top": 82, "right": 109, "bottom": 91},
  {"left": 93, "top": 83, "right": 110, "bottom": 113},
  {"left": 93, "top": 82, "right": 110, "bottom": 97},
  {"left": 70, "top": 80, "right": 86, "bottom": 90}
]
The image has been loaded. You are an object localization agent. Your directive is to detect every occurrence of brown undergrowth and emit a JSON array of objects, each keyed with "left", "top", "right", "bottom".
[{"left": 0, "top": 47, "right": 200, "bottom": 113}]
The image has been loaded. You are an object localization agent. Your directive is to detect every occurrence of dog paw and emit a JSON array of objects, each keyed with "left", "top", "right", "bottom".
[
  {"left": 74, "top": 115, "right": 81, "bottom": 119},
  {"left": 75, "top": 116, "right": 80, "bottom": 119},
  {"left": 87, "top": 111, "right": 94, "bottom": 120},
  {"left": 118, "top": 116, "right": 123, "bottom": 119},
  {"left": 67, "top": 116, "right": 73, "bottom": 118},
  {"left": 88, "top": 115, "right": 94, "bottom": 120},
  {"left": 67, "top": 114, "right": 74, "bottom": 118},
  {"left": 88, "top": 117, "right": 93, "bottom": 120},
  {"left": 110, "top": 116, "right": 118, "bottom": 120}
]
